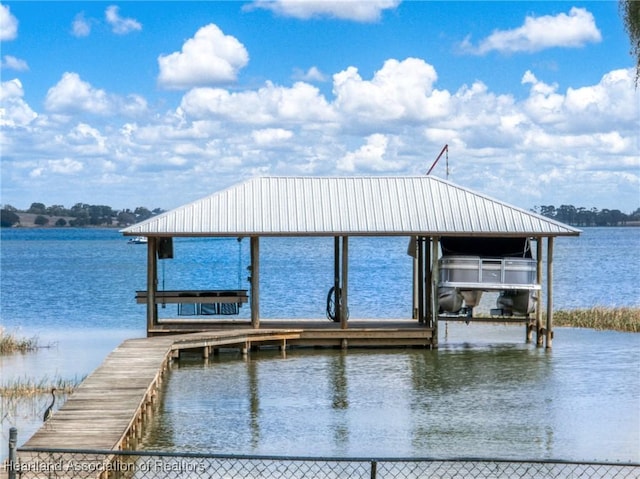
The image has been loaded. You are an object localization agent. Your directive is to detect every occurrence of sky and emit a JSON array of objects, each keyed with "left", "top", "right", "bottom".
[{"left": 1, "top": 1, "right": 638, "bottom": 213}]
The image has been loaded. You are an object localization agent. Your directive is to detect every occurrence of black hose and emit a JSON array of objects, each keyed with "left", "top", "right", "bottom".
[
  {"left": 326, "top": 286, "right": 338, "bottom": 322},
  {"left": 326, "top": 286, "right": 348, "bottom": 322}
]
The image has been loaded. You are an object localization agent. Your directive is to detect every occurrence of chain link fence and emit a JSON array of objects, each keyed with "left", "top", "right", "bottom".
[{"left": 5, "top": 447, "right": 639, "bottom": 479}]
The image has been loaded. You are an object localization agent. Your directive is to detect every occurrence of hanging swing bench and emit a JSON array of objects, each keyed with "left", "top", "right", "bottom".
[
  {"left": 135, "top": 237, "right": 248, "bottom": 317},
  {"left": 135, "top": 289, "right": 248, "bottom": 315}
]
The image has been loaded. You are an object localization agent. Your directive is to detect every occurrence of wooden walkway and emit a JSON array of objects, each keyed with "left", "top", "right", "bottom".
[
  {"left": 21, "top": 322, "right": 432, "bottom": 451},
  {"left": 150, "top": 319, "right": 434, "bottom": 348},
  {"left": 22, "top": 329, "right": 301, "bottom": 451},
  {"left": 11, "top": 324, "right": 432, "bottom": 478}
]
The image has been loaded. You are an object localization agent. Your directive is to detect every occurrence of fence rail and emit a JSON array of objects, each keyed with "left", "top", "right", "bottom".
[{"left": 7, "top": 446, "right": 640, "bottom": 479}]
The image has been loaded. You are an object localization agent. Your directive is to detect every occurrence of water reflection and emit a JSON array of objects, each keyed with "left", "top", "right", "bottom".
[
  {"left": 407, "top": 344, "right": 555, "bottom": 458},
  {"left": 142, "top": 327, "right": 639, "bottom": 462},
  {"left": 247, "top": 356, "right": 260, "bottom": 449},
  {"left": 329, "top": 353, "right": 349, "bottom": 450}
]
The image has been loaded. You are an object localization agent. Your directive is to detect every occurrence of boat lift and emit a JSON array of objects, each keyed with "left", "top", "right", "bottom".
[{"left": 423, "top": 145, "right": 539, "bottom": 321}]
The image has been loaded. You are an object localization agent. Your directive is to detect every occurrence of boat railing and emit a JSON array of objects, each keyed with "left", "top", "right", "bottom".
[{"left": 438, "top": 256, "right": 539, "bottom": 291}]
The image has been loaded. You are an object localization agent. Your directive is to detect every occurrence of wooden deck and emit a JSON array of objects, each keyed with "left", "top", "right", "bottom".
[
  {"left": 23, "top": 322, "right": 432, "bottom": 450},
  {"left": 20, "top": 324, "right": 432, "bottom": 449},
  {"left": 14, "top": 322, "right": 432, "bottom": 478},
  {"left": 23, "top": 335, "right": 174, "bottom": 450},
  {"left": 21, "top": 330, "right": 301, "bottom": 452},
  {"left": 150, "top": 319, "right": 435, "bottom": 348}
]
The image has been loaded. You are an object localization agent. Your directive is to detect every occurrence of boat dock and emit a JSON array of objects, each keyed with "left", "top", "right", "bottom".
[
  {"left": 121, "top": 176, "right": 581, "bottom": 350},
  {"left": 22, "top": 329, "right": 302, "bottom": 452},
  {"left": 150, "top": 319, "right": 434, "bottom": 348},
  {"left": 23, "top": 322, "right": 432, "bottom": 450},
  {"left": 15, "top": 322, "right": 433, "bottom": 478}
]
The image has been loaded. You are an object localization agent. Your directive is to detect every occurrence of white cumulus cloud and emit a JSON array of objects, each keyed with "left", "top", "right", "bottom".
[
  {"left": 3, "top": 48, "right": 638, "bottom": 213},
  {"left": 105, "top": 5, "right": 141, "bottom": 35},
  {"left": 180, "top": 81, "right": 335, "bottom": 124},
  {"left": 45, "top": 72, "right": 112, "bottom": 115},
  {"left": 333, "top": 58, "right": 449, "bottom": 123},
  {"left": 338, "top": 133, "right": 405, "bottom": 172},
  {"left": 120, "top": 94, "right": 148, "bottom": 117},
  {"left": 158, "top": 24, "right": 249, "bottom": 90},
  {"left": 292, "top": 66, "right": 328, "bottom": 82},
  {"left": 521, "top": 68, "right": 638, "bottom": 133},
  {"left": 30, "top": 158, "right": 84, "bottom": 178},
  {"left": 72, "top": 12, "right": 91, "bottom": 37},
  {"left": 0, "top": 78, "right": 38, "bottom": 127},
  {"left": 462, "top": 7, "right": 601, "bottom": 55},
  {"left": 252, "top": 128, "right": 294, "bottom": 146},
  {"left": 0, "top": 4, "right": 18, "bottom": 40},
  {"left": 66, "top": 123, "right": 108, "bottom": 155},
  {"left": 1, "top": 55, "right": 29, "bottom": 71},
  {"left": 247, "top": 0, "right": 401, "bottom": 22},
  {"left": 44, "top": 72, "right": 147, "bottom": 117}
]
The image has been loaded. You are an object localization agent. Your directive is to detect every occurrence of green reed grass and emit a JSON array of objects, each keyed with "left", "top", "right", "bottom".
[
  {"left": 0, "top": 328, "right": 40, "bottom": 355},
  {"left": 1, "top": 329, "right": 81, "bottom": 398},
  {"left": 0, "top": 375, "right": 82, "bottom": 399},
  {"left": 551, "top": 307, "right": 639, "bottom": 333}
]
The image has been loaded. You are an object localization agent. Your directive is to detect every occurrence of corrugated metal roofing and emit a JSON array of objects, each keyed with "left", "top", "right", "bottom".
[{"left": 121, "top": 176, "right": 581, "bottom": 237}]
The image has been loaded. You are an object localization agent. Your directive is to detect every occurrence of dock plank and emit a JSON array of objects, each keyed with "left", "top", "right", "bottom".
[
  {"left": 23, "top": 335, "right": 174, "bottom": 450},
  {"left": 21, "top": 330, "right": 302, "bottom": 452}
]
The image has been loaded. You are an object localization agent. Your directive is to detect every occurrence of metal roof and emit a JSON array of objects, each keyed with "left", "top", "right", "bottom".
[{"left": 121, "top": 176, "right": 580, "bottom": 237}]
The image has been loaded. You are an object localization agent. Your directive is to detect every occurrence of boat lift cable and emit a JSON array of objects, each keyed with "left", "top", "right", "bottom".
[
  {"left": 237, "top": 237, "right": 243, "bottom": 288},
  {"left": 426, "top": 144, "right": 449, "bottom": 179}
]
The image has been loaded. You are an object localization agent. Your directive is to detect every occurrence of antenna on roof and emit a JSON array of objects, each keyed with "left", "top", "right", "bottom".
[{"left": 426, "top": 144, "right": 449, "bottom": 179}]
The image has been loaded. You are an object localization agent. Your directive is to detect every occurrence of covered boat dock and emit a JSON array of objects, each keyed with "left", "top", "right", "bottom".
[{"left": 122, "top": 176, "right": 580, "bottom": 349}]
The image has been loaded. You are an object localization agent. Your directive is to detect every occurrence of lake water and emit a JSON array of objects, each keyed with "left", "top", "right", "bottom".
[
  {"left": 1, "top": 227, "right": 639, "bottom": 461},
  {"left": 143, "top": 327, "right": 639, "bottom": 462}
]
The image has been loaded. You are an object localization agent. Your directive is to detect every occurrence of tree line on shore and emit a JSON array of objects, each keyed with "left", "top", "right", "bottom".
[
  {"left": 0, "top": 202, "right": 165, "bottom": 228},
  {"left": 532, "top": 205, "right": 640, "bottom": 227},
  {"left": 1, "top": 201, "right": 638, "bottom": 228}
]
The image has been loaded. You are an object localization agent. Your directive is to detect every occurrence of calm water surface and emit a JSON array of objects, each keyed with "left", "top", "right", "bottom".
[
  {"left": 142, "top": 325, "right": 639, "bottom": 461},
  {"left": 1, "top": 227, "right": 639, "bottom": 461},
  {"left": 2, "top": 227, "right": 639, "bottom": 329}
]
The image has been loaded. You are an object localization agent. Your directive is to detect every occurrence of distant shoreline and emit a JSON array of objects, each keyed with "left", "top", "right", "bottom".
[
  {"left": 7, "top": 213, "right": 640, "bottom": 229},
  {"left": 9, "top": 213, "right": 122, "bottom": 228}
]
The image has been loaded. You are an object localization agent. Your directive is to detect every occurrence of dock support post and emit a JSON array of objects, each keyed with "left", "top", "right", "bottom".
[
  {"left": 250, "top": 236, "right": 260, "bottom": 329},
  {"left": 431, "top": 237, "right": 439, "bottom": 348},
  {"left": 341, "top": 236, "right": 349, "bottom": 330},
  {"left": 535, "top": 238, "right": 544, "bottom": 346},
  {"left": 417, "top": 237, "right": 424, "bottom": 323},
  {"left": 332, "top": 236, "right": 350, "bottom": 330},
  {"left": 333, "top": 237, "right": 341, "bottom": 326},
  {"left": 546, "top": 237, "right": 554, "bottom": 349},
  {"left": 410, "top": 237, "right": 418, "bottom": 319},
  {"left": 146, "top": 237, "right": 158, "bottom": 335},
  {"left": 425, "top": 237, "right": 432, "bottom": 325}
]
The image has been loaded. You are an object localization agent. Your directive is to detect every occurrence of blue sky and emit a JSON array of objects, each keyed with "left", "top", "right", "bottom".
[{"left": 1, "top": 1, "right": 638, "bottom": 213}]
